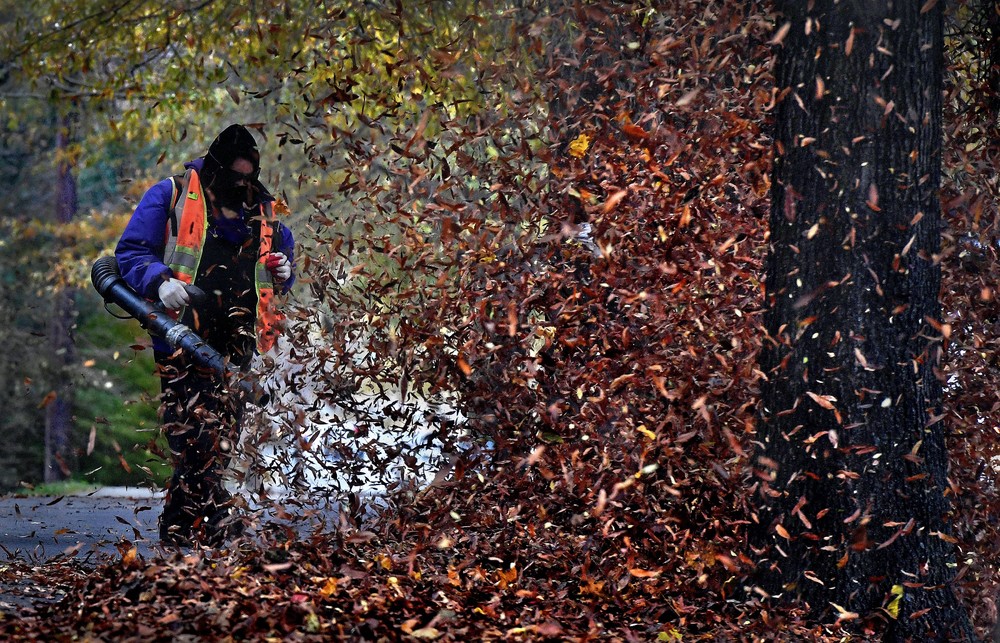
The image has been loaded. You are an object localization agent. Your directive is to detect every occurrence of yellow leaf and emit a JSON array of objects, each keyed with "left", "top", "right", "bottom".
[
  {"left": 318, "top": 577, "right": 338, "bottom": 598},
  {"left": 568, "top": 134, "right": 591, "bottom": 158},
  {"left": 411, "top": 627, "right": 441, "bottom": 639},
  {"left": 658, "top": 625, "right": 684, "bottom": 641},
  {"left": 121, "top": 546, "right": 138, "bottom": 567},
  {"left": 886, "top": 584, "right": 903, "bottom": 619},
  {"left": 637, "top": 425, "right": 657, "bottom": 440}
]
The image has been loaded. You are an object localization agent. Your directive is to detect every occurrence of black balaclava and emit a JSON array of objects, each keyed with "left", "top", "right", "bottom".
[{"left": 201, "top": 124, "right": 261, "bottom": 210}]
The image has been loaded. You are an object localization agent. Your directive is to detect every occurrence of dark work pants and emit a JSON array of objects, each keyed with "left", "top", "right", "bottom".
[
  {"left": 155, "top": 226, "right": 260, "bottom": 535},
  {"left": 155, "top": 349, "right": 247, "bottom": 532}
]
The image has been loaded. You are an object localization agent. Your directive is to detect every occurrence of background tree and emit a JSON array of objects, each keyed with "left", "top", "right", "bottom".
[
  {"left": 752, "top": 1, "right": 973, "bottom": 638},
  {"left": 43, "top": 107, "right": 78, "bottom": 482}
]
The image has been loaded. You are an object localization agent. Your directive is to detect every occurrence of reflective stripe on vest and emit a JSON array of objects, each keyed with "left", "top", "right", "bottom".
[
  {"left": 163, "top": 169, "right": 207, "bottom": 287},
  {"left": 255, "top": 201, "right": 282, "bottom": 354},
  {"left": 163, "top": 169, "right": 284, "bottom": 353}
]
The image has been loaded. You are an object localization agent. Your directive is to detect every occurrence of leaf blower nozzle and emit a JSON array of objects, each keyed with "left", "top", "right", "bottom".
[
  {"left": 90, "top": 256, "right": 266, "bottom": 402},
  {"left": 91, "top": 255, "right": 124, "bottom": 300}
]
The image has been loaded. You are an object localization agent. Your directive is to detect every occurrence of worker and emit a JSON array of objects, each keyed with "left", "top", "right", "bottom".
[{"left": 114, "top": 124, "right": 295, "bottom": 546}]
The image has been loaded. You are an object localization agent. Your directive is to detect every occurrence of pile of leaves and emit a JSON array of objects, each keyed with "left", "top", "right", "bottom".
[{"left": 3, "top": 0, "right": 1000, "bottom": 640}]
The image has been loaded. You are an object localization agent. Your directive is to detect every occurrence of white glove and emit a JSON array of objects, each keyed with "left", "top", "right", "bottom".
[
  {"left": 268, "top": 252, "right": 292, "bottom": 282},
  {"left": 158, "top": 277, "right": 191, "bottom": 310},
  {"left": 575, "top": 222, "right": 602, "bottom": 257}
]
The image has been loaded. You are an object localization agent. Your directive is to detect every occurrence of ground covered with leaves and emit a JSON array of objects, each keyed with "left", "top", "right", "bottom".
[{"left": 0, "top": 507, "right": 857, "bottom": 643}]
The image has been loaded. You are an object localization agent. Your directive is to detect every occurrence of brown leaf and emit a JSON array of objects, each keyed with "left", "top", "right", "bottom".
[
  {"left": 770, "top": 22, "right": 791, "bottom": 46},
  {"left": 603, "top": 189, "right": 628, "bottom": 213},
  {"left": 866, "top": 183, "right": 880, "bottom": 211},
  {"left": 621, "top": 122, "right": 649, "bottom": 140},
  {"left": 806, "top": 391, "right": 837, "bottom": 410},
  {"left": 675, "top": 88, "right": 699, "bottom": 107}
]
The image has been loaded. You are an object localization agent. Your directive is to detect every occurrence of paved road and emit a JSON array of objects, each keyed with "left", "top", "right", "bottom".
[
  {"left": 0, "top": 488, "right": 165, "bottom": 563},
  {"left": 0, "top": 487, "right": 350, "bottom": 614},
  {"left": 0, "top": 488, "right": 166, "bottom": 614}
]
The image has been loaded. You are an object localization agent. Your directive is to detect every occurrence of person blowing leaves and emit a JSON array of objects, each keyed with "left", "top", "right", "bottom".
[{"left": 115, "top": 124, "right": 295, "bottom": 546}]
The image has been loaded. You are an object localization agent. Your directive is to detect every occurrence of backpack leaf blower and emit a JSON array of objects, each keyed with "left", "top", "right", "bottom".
[{"left": 90, "top": 256, "right": 264, "bottom": 401}]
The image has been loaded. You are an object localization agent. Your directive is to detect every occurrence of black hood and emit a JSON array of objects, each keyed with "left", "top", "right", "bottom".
[{"left": 202, "top": 124, "right": 260, "bottom": 189}]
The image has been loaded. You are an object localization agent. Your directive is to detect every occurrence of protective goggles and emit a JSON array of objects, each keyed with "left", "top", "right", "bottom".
[{"left": 218, "top": 166, "right": 260, "bottom": 185}]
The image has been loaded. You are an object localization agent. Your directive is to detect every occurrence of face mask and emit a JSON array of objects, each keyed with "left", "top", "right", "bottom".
[
  {"left": 212, "top": 167, "right": 257, "bottom": 210},
  {"left": 214, "top": 181, "right": 250, "bottom": 211}
]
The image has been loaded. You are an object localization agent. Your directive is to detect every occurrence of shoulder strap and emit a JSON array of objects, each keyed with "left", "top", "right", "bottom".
[{"left": 167, "top": 175, "right": 183, "bottom": 236}]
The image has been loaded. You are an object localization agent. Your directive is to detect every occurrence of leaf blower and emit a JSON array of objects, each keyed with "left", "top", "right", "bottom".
[{"left": 90, "top": 256, "right": 265, "bottom": 401}]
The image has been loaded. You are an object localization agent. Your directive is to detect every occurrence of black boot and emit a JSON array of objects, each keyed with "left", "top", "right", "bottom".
[
  {"left": 159, "top": 481, "right": 196, "bottom": 547},
  {"left": 198, "top": 496, "right": 248, "bottom": 546}
]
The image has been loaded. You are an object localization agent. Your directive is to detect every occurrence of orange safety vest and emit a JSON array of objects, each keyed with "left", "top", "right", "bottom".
[{"left": 163, "top": 168, "right": 284, "bottom": 353}]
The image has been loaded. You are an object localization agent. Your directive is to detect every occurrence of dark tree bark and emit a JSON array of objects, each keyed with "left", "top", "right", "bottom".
[
  {"left": 752, "top": 1, "right": 974, "bottom": 640},
  {"left": 44, "top": 111, "right": 78, "bottom": 483}
]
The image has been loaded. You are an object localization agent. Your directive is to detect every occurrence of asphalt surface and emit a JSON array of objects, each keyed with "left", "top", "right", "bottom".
[
  {"left": 0, "top": 487, "right": 347, "bottom": 614},
  {"left": 0, "top": 488, "right": 166, "bottom": 614},
  {"left": 0, "top": 488, "right": 165, "bottom": 563},
  {"left": 0, "top": 488, "right": 163, "bottom": 562}
]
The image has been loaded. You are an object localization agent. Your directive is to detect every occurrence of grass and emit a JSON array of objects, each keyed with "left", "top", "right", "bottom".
[{"left": 6, "top": 480, "right": 101, "bottom": 497}]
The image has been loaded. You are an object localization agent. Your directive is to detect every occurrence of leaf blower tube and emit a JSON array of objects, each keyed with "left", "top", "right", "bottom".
[{"left": 91, "top": 256, "right": 265, "bottom": 402}]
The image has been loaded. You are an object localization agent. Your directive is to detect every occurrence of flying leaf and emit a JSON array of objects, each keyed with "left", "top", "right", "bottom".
[
  {"left": 831, "top": 603, "right": 859, "bottom": 621},
  {"left": 770, "top": 22, "right": 791, "bottom": 46},
  {"left": 866, "top": 183, "right": 880, "bottom": 211},
  {"left": 603, "top": 189, "right": 628, "bottom": 213},
  {"left": 675, "top": 88, "right": 699, "bottom": 107},
  {"left": 886, "top": 585, "right": 903, "bottom": 619},
  {"left": 806, "top": 391, "right": 837, "bottom": 410},
  {"left": 38, "top": 391, "right": 57, "bottom": 408},
  {"left": 622, "top": 122, "right": 649, "bottom": 140}
]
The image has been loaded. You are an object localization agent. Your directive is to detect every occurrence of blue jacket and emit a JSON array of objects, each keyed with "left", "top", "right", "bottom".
[{"left": 114, "top": 158, "right": 295, "bottom": 351}]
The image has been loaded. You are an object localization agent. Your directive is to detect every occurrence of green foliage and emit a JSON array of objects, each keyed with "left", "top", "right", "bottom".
[
  {"left": 0, "top": 211, "right": 166, "bottom": 490},
  {"left": 13, "top": 480, "right": 99, "bottom": 497},
  {"left": 73, "top": 288, "right": 167, "bottom": 488},
  {"left": 0, "top": 220, "right": 57, "bottom": 489}
]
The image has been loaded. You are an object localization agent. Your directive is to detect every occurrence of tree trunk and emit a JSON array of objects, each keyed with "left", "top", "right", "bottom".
[
  {"left": 44, "top": 112, "right": 77, "bottom": 483},
  {"left": 752, "top": 1, "right": 974, "bottom": 640}
]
